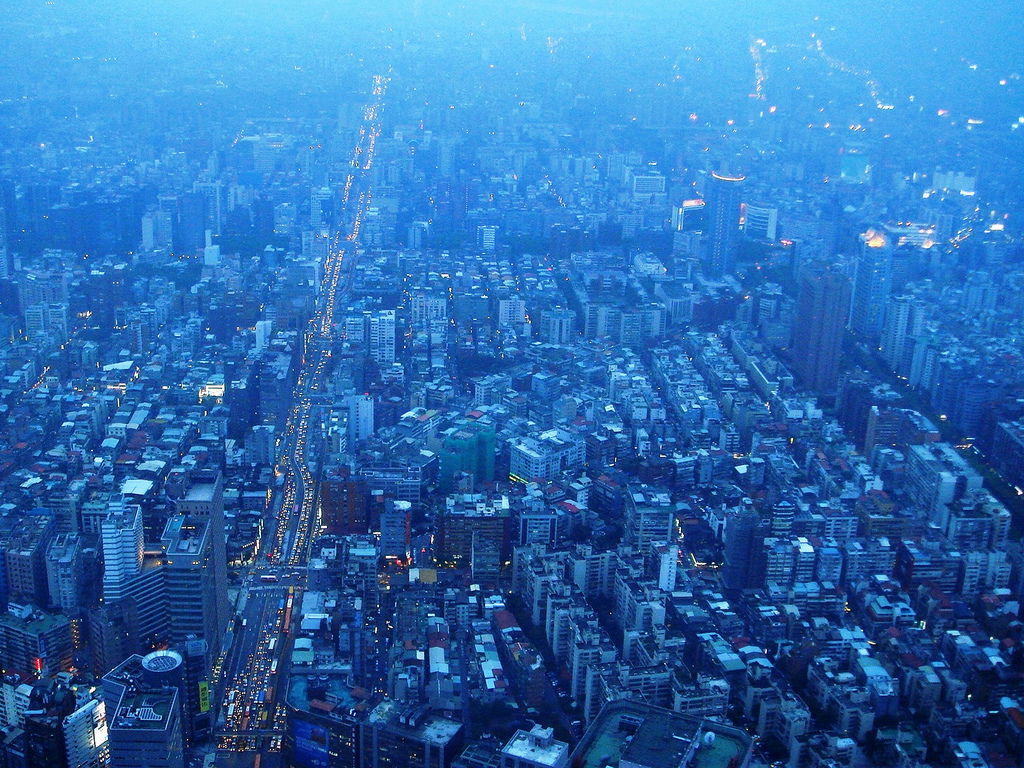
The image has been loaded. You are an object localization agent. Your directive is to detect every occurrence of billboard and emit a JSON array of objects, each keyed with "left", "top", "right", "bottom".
[
  {"left": 198, "top": 681, "right": 210, "bottom": 713},
  {"left": 292, "top": 718, "right": 330, "bottom": 768}
]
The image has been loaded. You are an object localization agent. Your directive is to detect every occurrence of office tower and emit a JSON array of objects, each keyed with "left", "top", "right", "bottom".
[
  {"left": 477, "top": 224, "right": 497, "bottom": 252},
  {"left": 310, "top": 186, "right": 333, "bottom": 227},
  {"left": 439, "top": 493, "right": 511, "bottom": 568},
  {"left": 173, "top": 192, "right": 206, "bottom": 254},
  {"left": 101, "top": 504, "right": 167, "bottom": 650},
  {"left": 722, "top": 501, "right": 766, "bottom": 591},
  {"left": 284, "top": 674, "right": 360, "bottom": 767},
  {"left": 378, "top": 500, "right": 412, "bottom": 561},
  {"left": 348, "top": 394, "right": 375, "bottom": 442},
  {"left": 18, "top": 269, "right": 70, "bottom": 308},
  {"left": 538, "top": 307, "right": 575, "bottom": 344},
  {"left": 62, "top": 694, "right": 109, "bottom": 768},
  {"left": 359, "top": 702, "right": 463, "bottom": 768},
  {"left": 321, "top": 465, "right": 369, "bottom": 535},
  {"left": 410, "top": 292, "right": 447, "bottom": 327},
  {"left": 624, "top": 485, "right": 675, "bottom": 550},
  {"left": 101, "top": 506, "right": 143, "bottom": 602},
  {"left": 102, "top": 644, "right": 208, "bottom": 763},
  {"left": 499, "top": 725, "right": 569, "bottom": 768},
  {"left": 132, "top": 647, "right": 210, "bottom": 748},
  {"left": 703, "top": 171, "right": 745, "bottom": 276},
  {"left": 743, "top": 203, "right": 778, "bottom": 241},
  {"left": 45, "top": 532, "right": 90, "bottom": 616},
  {"left": 849, "top": 228, "right": 893, "bottom": 337},
  {"left": 880, "top": 295, "right": 926, "bottom": 375},
  {"left": 791, "top": 265, "right": 851, "bottom": 393},
  {"left": 438, "top": 421, "right": 496, "bottom": 492},
  {"left": 88, "top": 600, "right": 138, "bottom": 678},
  {"left": 368, "top": 310, "right": 396, "bottom": 365},
  {"left": 0, "top": 605, "right": 73, "bottom": 675},
  {"left": 23, "top": 302, "right": 69, "bottom": 346},
  {"left": 174, "top": 475, "right": 229, "bottom": 657},
  {"left": 497, "top": 296, "right": 527, "bottom": 328},
  {"left": 19, "top": 680, "right": 108, "bottom": 768},
  {"left": 106, "top": 686, "right": 184, "bottom": 768},
  {"left": 160, "top": 516, "right": 221, "bottom": 660},
  {"left": 4, "top": 513, "right": 54, "bottom": 607}
]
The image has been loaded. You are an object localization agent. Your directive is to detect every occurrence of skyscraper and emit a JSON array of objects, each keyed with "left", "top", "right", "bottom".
[
  {"left": 348, "top": 394, "right": 375, "bottom": 443},
  {"left": 849, "top": 228, "right": 893, "bottom": 337},
  {"left": 792, "top": 264, "right": 851, "bottom": 393},
  {"left": 160, "top": 516, "right": 222, "bottom": 660},
  {"left": 174, "top": 475, "right": 229, "bottom": 657},
  {"left": 880, "top": 294, "right": 926, "bottom": 375},
  {"left": 101, "top": 506, "right": 144, "bottom": 603},
  {"left": 101, "top": 504, "right": 167, "bottom": 649},
  {"left": 703, "top": 171, "right": 745, "bottom": 277},
  {"left": 368, "top": 310, "right": 396, "bottom": 365}
]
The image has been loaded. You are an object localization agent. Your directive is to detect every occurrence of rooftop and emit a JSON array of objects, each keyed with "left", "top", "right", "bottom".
[
  {"left": 574, "top": 701, "right": 750, "bottom": 768},
  {"left": 502, "top": 726, "right": 568, "bottom": 767},
  {"left": 110, "top": 690, "right": 175, "bottom": 731}
]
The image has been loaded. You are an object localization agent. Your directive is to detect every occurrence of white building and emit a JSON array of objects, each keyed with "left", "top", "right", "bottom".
[{"left": 101, "top": 505, "right": 144, "bottom": 602}]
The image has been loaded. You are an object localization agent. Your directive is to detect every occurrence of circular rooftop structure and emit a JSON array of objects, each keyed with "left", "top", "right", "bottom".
[{"left": 142, "top": 649, "right": 183, "bottom": 674}]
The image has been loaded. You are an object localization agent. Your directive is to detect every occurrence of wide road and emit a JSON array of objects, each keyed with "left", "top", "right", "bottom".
[{"left": 214, "top": 73, "right": 389, "bottom": 767}]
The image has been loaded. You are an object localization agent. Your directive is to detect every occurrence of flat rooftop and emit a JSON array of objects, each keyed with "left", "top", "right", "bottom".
[
  {"left": 574, "top": 701, "right": 750, "bottom": 768},
  {"left": 502, "top": 727, "right": 568, "bottom": 767},
  {"left": 111, "top": 690, "right": 175, "bottom": 731}
]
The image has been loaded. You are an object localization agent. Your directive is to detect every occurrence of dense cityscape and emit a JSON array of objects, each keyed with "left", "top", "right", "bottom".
[{"left": 1, "top": 1, "right": 1024, "bottom": 767}]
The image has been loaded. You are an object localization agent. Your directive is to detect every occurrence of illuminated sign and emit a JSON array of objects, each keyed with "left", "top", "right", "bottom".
[{"left": 198, "top": 681, "right": 210, "bottom": 713}]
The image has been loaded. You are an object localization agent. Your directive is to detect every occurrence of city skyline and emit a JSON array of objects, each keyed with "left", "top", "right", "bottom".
[{"left": 0, "top": 3, "right": 1023, "bottom": 768}]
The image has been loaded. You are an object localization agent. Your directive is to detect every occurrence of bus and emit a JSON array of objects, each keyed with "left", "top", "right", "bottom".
[
  {"left": 270, "top": 659, "right": 279, "bottom": 675},
  {"left": 268, "top": 637, "right": 277, "bottom": 653},
  {"left": 257, "top": 690, "right": 265, "bottom": 705},
  {"left": 260, "top": 574, "right": 279, "bottom": 583}
]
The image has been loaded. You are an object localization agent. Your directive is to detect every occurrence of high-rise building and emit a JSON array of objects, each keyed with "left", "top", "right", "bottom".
[
  {"left": 791, "top": 265, "right": 851, "bottom": 393},
  {"left": 743, "top": 203, "right": 778, "bottom": 241},
  {"left": 321, "top": 465, "right": 369, "bottom": 535},
  {"left": 722, "top": 501, "right": 766, "bottom": 591},
  {"left": 378, "top": 500, "right": 412, "bottom": 561},
  {"left": 4, "top": 513, "right": 55, "bottom": 607},
  {"left": 849, "top": 228, "right": 893, "bottom": 337},
  {"left": 102, "top": 643, "right": 210, "bottom": 758},
  {"left": 160, "top": 516, "right": 221, "bottom": 660},
  {"left": 18, "top": 679, "right": 108, "bottom": 768},
  {"left": 880, "top": 295, "right": 926, "bottom": 375},
  {"left": 477, "top": 225, "right": 498, "bottom": 252},
  {"left": 498, "top": 725, "right": 569, "bottom": 768},
  {"left": 538, "top": 308, "right": 575, "bottom": 344},
  {"left": 439, "top": 493, "right": 511, "bottom": 568},
  {"left": 703, "top": 171, "right": 745, "bottom": 276},
  {"left": 23, "top": 302, "right": 69, "bottom": 346},
  {"left": 348, "top": 394, "right": 375, "bottom": 443},
  {"left": 624, "top": 485, "right": 675, "bottom": 550},
  {"left": 359, "top": 700, "right": 463, "bottom": 768},
  {"left": 45, "top": 533, "right": 90, "bottom": 616},
  {"left": 0, "top": 605, "right": 73, "bottom": 675},
  {"left": 497, "top": 297, "right": 527, "bottom": 328},
  {"left": 310, "top": 186, "right": 333, "bottom": 227},
  {"left": 105, "top": 686, "right": 183, "bottom": 768},
  {"left": 410, "top": 293, "right": 448, "bottom": 328},
  {"left": 62, "top": 694, "right": 109, "bottom": 768},
  {"left": 174, "top": 475, "right": 229, "bottom": 657},
  {"left": 101, "top": 506, "right": 144, "bottom": 603},
  {"left": 438, "top": 421, "right": 496, "bottom": 492},
  {"left": 368, "top": 310, "right": 396, "bottom": 365}
]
